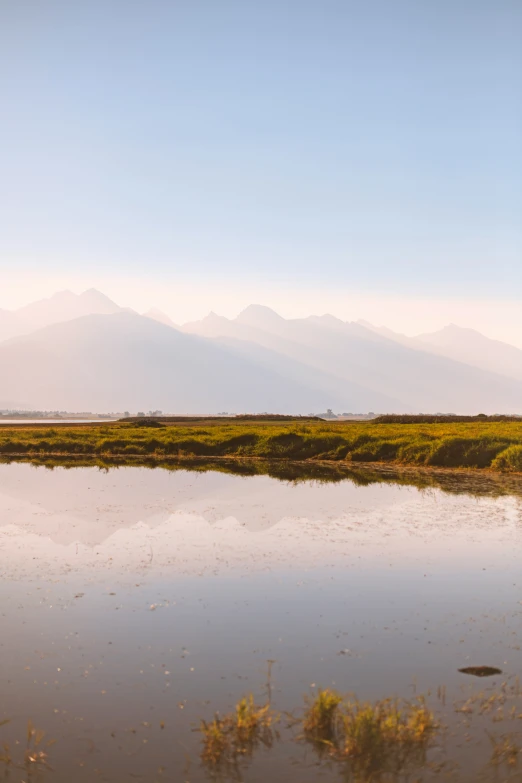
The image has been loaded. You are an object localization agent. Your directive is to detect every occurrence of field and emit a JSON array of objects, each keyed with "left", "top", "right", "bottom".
[{"left": 1, "top": 418, "right": 522, "bottom": 472}]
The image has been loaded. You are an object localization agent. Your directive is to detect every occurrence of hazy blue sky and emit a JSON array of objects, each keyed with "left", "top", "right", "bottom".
[{"left": 1, "top": 0, "right": 521, "bottom": 333}]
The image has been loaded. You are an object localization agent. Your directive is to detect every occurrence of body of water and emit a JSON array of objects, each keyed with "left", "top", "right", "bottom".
[
  {"left": 0, "top": 419, "right": 117, "bottom": 424},
  {"left": 1, "top": 462, "right": 521, "bottom": 782}
]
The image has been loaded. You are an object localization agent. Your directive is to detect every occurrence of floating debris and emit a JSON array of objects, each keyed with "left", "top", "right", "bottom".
[{"left": 458, "top": 666, "right": 503, "bottom": 677}]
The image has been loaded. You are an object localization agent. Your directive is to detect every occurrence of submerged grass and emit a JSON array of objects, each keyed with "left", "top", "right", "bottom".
[
  {"left": 301, "top": 690, "right": 437, "bottom": 780},
  {"left": 303, "top": 688, "right": 343, "bottom": 750},
  {"left": 0, "top": 420, "right": 521, "bottom": 472},
  {"left": 200, "top": 688, "right": 437, "bottom": 781},
  {"left": 199, "top": 694, "right": 277, "bottom": 773}
]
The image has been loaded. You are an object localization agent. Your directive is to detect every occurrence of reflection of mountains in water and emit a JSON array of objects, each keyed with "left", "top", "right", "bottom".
[
  {"left": 1, "top": 461, "right": 520, "bottom": 578},
  {"left": 0, "top": 460, "right": 410, "bottom": 546}
]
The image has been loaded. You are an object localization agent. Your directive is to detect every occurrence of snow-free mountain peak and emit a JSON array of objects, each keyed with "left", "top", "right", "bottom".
[
  {"left": 78, "top": 288, "right": 122, "bottom": 311},
  {"left": 0, "top": 288, "right": 124, "bottom": 341},
  {"left": 182, "top": 311, "right": 234, "bottom": 337},
  {"left": 2, "top": 288, "right": 522, "bottom": 412},
  {"left": 306, "top": 314, "right": 346, "bottom": 328},
  {"left": 236, "top": 304, "right": 284, "bottom": 327}
]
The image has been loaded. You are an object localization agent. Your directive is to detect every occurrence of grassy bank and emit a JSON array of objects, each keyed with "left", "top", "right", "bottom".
[{"left": 1, "top": 419, "right": 522, "bottom": 472}]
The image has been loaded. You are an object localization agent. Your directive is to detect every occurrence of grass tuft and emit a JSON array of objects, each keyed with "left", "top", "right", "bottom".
[
  {"left": 302, "top": 689, "right": 343, "bottom": 750},
  {"left": 491, "top": 444, "right": 522, "bottom": 472},
  {"left": 302, "top": 691, "right": 437, "bottom": 777},
  {"left": 200, "top": 694, "right": 277, "bottom": 770}
]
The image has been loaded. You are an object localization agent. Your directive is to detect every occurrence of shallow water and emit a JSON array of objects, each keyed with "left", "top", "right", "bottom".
[
  {"left": 1, "top": 462, "right": 521, "bottom": 782},
  {"left": 0, "top": 419, "right": 116, "bottom": 424}
]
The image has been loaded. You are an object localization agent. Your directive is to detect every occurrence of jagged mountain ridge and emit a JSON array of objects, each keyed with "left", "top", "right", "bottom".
[
  {"left": 183, "top": 305, "right": 522, "bottom": 414},
  {"left": 360, "top": 320, "right": 522, "bottom": 382},
  {"left": 0, "top": 288, "right": 126, "bottom": 341},
  {"left": 0, "top": 311, "right": 363, "bottom": 412},
  {"left": 1, "top": 292, "right": 521, "bottom": 413}
]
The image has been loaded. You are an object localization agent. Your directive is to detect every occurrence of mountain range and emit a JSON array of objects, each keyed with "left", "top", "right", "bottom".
[{"left": 0, "top": 289, "right": 521, "bottom": 414}]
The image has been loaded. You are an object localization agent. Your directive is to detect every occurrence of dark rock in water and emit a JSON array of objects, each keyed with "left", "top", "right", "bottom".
[{"left": 458, "top": 666, "right": 502, "bottom": 677}]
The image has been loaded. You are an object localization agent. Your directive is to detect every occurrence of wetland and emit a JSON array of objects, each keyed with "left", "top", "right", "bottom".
[{"left": 0, "top": 459, "right": 521, "bottom": 781}]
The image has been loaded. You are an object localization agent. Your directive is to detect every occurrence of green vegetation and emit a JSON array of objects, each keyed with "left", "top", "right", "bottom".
[
  {"left": 491, "top": 444, "right": 522, "bottom": 471},
  {"left": 301, "top": 690, "right": 436, "bottom": 778},
  {"left": 3, "top": 680, "right": 521, "bottom": 781},
  {"left": 200, "top": 689, "right": 436, "bottom": 781},
  {"left": 303, "top": 688, "right": 343, "bottom": 748},
  {"left": 200, "top": 694, "right": 277, "bottom": 772},
  {"left": 1, "top": 419, "right": 522, "bottom": 472}
]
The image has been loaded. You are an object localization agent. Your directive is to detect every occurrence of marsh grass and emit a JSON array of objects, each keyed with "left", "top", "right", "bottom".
[
  {"left": 338, "top": 698, "right": 435, "bottom": 774},
  {"left": 301, "top": 691, "right": 437, "bottom": 779},
  {"left": 492, "top": 444, "right": 522, "bottom": 471},
  {"left": 1, "top": 419, "right": 521, "bottom": 472},
  {"left": 302, "top": 689, "right": 343, "bottom": 754},
  {"left": 200, "top": 694, "right": 278, "bottom": 774}
]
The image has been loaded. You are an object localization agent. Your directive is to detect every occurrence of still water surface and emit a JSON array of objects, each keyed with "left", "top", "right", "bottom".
[{"left": 1, "top": 462, "right": 521, "bottom": 782}]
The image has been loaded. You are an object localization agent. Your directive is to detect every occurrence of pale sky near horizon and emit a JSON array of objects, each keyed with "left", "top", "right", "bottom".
[{"left": 1, "top": 1, "right": 521, "bottom": 341}]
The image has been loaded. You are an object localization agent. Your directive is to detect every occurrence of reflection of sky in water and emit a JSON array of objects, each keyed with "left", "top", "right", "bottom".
[{"left": 0, "top": 464, "right": 522, "bottom": 781}]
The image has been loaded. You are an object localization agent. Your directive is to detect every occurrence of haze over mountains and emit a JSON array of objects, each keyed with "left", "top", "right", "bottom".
[
  {"left": 0, "top": 288, "right": 125, "bottom": 341},
  {"left": 1, "top": 289, "right": 521, "bottom": 414},
  {"left": 359, "top": 321, "right": 522, "bottom": 383}
]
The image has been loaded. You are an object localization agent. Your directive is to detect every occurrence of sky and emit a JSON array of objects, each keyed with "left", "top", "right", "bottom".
[{"left": 1, "top": 0, "right": 521, "bottom": 341}]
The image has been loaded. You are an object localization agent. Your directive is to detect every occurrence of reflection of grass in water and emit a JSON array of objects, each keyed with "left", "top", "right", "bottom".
[
  {"left": 2, "top": 453, "right": 522, "bottom": 500},
  {"left": 301, "top": 690, "right": 437, "bottom": 780},
  {"left": 454, "top": 677, "right": 522, "bottom": 774},
  {"left": 0, "top": 719, "right": 55, "bottom": 777},
  {"left": 455, "top": 676, "right": 522, "bottom": 718},
  {"left": 489, "top": 733, "right": 520, "bottom": 768},
  {"left": 199, "top": 694, "right": 278, "bottom": 777}
]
